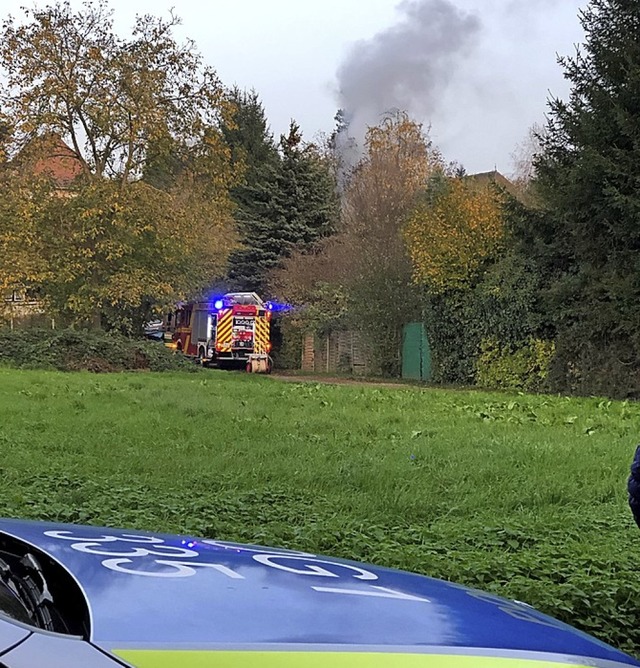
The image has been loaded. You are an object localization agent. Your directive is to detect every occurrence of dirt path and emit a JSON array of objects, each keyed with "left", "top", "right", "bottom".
[{"left": 270, "top": 373, "right": 421, "bottom": 390}]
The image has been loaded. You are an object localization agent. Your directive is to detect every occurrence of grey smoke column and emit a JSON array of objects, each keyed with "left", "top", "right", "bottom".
[{"left": 337, "top": 0, "right": 482, "bottom": 138}]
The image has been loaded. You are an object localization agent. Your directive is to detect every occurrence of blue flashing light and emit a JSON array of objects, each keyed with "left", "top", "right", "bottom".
[
  {"left": 265, "top": 300, "right": 292, "bottom": 313},
  {"left": 213, "top": 299, "right": 224, "bottom": 310}
]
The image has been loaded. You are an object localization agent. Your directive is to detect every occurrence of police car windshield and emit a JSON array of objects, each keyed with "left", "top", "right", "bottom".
[
  {"left": 0, "top": 579, "right": 32, "bottom": 626},
  {"left": 0, "top": 535, "right": 90, "bottom": 638}
]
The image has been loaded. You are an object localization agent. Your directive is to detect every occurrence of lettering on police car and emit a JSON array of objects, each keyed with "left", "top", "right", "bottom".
[
  {"left": 40, "top": 531, "right": 582, "bottom": 622},
  {"left": 252, "top": 555, "right": 378, "bottom": 580},
  {"left": 44, "top": 531, "right": 164, "bottom": 544},
  {"left": 41, "top": 531, "right": 431, "bottom": 603},
  {"left": 311, "top": 585, "right": 431, "bottom": 602},
  {"left": 199, "top": 539, "right": 316, "bottom": 557},
  {"left": 100, "top": 558, "right": 245, "bottom": 579},
  {"left": 66, "top": 542, "right": 200, "bottom": 559}
]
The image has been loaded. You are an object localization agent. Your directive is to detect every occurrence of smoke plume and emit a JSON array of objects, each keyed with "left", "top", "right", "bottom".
[
  {"left": 334, "top": 0, "right": 584, "bottom": 174},
  {"left": 336, "top": 0, "right": 481, "bottom": 142}
]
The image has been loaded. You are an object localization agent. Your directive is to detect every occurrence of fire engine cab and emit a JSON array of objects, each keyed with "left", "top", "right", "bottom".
[{"left": 164, "top": 292, "right": 273, "bottom": 373}]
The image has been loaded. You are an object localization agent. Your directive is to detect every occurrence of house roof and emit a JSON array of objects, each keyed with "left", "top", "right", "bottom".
[
  {"left": 465, "top": 170, "right": 521, "bottom": 199},
  {"left": 14, "top": 133, "right": 85, "bottom": 188},
  {"left": 32, "top": 134, "right": 85, "bottom": 187}
]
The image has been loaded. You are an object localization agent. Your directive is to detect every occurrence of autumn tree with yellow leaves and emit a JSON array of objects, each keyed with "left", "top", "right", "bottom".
[
  {"left": 0, "top": 172, "right": 51, "bottom": 295},
  {"left": 405, "top": 176, "right": 506, "bottom": 292},
  {"left": 273, "top": 112, "right": 442, "bottom": 375},
  {"left": 0, "top": 0, "right": 239, "bottom": 331},
  {"left": 0, "top": 0, "right": 231, "bottom": 184},
  {"left": 38, "top": 179, "right": 236, "bottom": 332},
  {"left": 402, "top": 173, "right": 510, "bottom": 383},
  {"left": 404, "top": 173, "right": 555, "bottom": 386}
]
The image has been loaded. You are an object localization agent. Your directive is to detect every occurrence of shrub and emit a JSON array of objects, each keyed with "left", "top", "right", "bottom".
[
  {"left": 476, "top": 337, "right": 555, "bottom": 391},
  {"left": 270, "top": 316, "right": 303, "bottom": 371},
  {"left": 0, "top": 328, "right": 198, "bottom": 372},
  {"left": 548, "top": 333, "right": 640, "bottom": 399}
]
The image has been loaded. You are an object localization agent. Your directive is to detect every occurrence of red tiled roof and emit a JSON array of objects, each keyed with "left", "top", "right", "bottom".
[{"left": 31, "top": 135, "right": 85, "bottom": 188}]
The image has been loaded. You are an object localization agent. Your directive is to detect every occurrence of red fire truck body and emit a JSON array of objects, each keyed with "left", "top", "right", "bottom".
[
  {"left": 164, "top": 293, "right": 272, "bottom": 372},
  {"left": 163, "top": 301, "right": 212, "bottom": 360}
]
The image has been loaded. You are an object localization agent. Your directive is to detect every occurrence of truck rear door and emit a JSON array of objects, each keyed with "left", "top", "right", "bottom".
[{"left": 232, "top": 315, "right": 255, "bottom": 350}]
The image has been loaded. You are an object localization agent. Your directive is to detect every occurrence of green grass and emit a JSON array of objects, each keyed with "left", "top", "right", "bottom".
[{"left": 1, "top": 368, "right": 639, "bottom": 654}]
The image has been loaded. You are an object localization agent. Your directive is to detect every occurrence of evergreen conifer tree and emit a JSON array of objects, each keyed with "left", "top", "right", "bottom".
[
  {"left": 534, "top": 0, "right": 640, "bottom": 395},
  {"left": 227, "top": 114, "right": 338, "bottom": 293}
]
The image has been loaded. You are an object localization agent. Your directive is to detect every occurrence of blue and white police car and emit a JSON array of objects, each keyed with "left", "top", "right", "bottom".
[{"left": 0, "top": 517, "right": 637, "bottom": 667}]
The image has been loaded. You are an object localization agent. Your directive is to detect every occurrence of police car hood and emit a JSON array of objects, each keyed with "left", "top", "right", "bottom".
[{"left": 0, "top": 518, "right": 636, "bottom": 666}]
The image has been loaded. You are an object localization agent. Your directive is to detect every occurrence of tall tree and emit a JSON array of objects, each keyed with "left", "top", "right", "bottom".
[
  {"left": 278, "top": 122, "right": 338, "bottom": 246},
  {"left": 534, "top": 0, "right": 640, "bottom": 396},
  {"left": 221, "top": 88, "right": 279, "bottom": 291},
  {"left": 229, "top": 120, "right": 339, "bottom": 293},
  {"left": 0, "top": 0, "right": 229, "bottom": 184},
  {"left": 327, "top": 108, "right": 359, "bottom": 191},
  {"left": 405, "top": 176, "right": 505, "bottom": 292},
  {"left": 273, "top": 113, "right": 441, "bottom": 376},
  {"left": 222, "top": 87, "right": 278, "bottom": 186},
  {"left": 0, "top": 1, "right": 239, "bottom": 331},
  {"left": 342, "top": 113, "right": 442, "bottom": 374}
]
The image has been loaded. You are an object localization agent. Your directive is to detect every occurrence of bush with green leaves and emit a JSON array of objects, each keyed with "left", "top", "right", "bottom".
[
  {"left": 422, "top": 244, "right": 549, "bottom": 386},
  {"left": 476, "top": 337, "right": 555, "bottom": 391},
  {"left": 0, "top": 328, "right": 198, "bottom": 372}
]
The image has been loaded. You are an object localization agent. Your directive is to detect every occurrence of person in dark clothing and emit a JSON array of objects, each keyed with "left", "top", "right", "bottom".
[{"left": 628, "top": 445, "right": 640, "bottom": 528}]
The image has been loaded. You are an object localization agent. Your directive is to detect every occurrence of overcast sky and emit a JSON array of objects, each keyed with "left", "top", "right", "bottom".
[{"left": 3, "top": 0, "right": 586, "bottom": 175}]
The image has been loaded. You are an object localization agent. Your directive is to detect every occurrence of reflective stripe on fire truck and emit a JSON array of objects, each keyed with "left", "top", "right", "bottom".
[
  {"left": 216, "top": 309, "right": 233, "bottom": 351},
  {"left": 254, "top": 316, "right": 270, "bottom": 354}
]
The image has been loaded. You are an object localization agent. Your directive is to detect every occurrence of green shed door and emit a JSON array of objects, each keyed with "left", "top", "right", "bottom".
[{"left": 402, "top": 322, "right": 431, "bottom": 382}]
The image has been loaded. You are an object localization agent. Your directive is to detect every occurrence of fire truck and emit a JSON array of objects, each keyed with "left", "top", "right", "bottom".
[{"left": 164, "top": 292, "right": 273, "bottom": 373}]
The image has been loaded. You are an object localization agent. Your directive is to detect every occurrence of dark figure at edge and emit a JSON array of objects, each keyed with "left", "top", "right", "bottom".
[{"left": 628, "top": 445, "right": 640, "bottom": 528}]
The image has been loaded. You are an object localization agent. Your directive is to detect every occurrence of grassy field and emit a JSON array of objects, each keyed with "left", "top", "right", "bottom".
[{"left": 1, "top": 368, "right": 639, "bottom": 653}]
